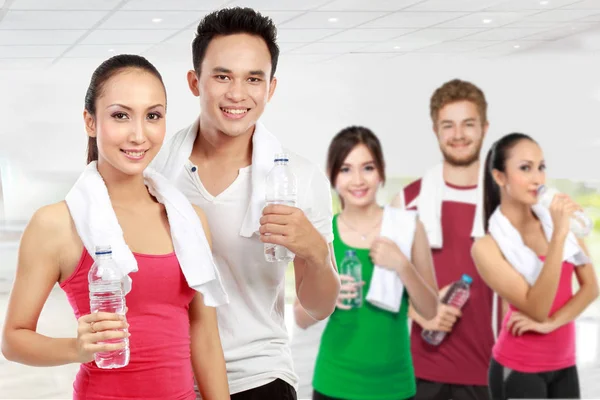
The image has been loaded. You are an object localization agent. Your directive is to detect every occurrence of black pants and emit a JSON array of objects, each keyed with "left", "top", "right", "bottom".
[
  {"left": 230, "top": 379, "right": 297, "bottom": 400},
  {"left": 313, "top": 389, "right": 414, "bottom": 400},
  {"left": 414, "top": 378, "right": 490, "bottom": 400},
  {"left": 488, "top": 358, "right": 580, "bottom": 399}
]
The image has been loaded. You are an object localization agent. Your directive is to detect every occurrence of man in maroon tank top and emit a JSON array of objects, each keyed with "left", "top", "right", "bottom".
[{"left": 393, "top": 79, "right": 498, "bottom": 400}]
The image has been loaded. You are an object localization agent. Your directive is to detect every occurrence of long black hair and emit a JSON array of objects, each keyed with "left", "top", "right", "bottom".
[{"left": 483, "top": 132, "right": 537, "bottom": 232}]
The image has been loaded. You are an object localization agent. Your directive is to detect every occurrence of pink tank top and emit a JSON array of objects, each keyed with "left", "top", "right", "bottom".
[
  {"left": 60, "top": 250, "right": 196, "bottom": 400},
  {"left": 493, "top": 258, "right": 576, "bottom": 373}
]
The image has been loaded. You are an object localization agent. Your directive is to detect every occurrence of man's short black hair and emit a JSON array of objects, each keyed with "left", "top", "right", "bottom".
[{"left": 192, "top": 7, "right": 279, "bottom": 79}]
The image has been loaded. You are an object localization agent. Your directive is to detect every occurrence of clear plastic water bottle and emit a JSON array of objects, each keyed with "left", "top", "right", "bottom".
[
  {"left": 264, "top": 153, "right": 298, "bottom": 263},
  {"left": 422, "top": 274, "right": 472, "bottom": 346},
  {"left": 339, "top": 250, "right": 363, "bottom": 309},
  {"left": 88, "top": 245, "right": 129, "bottom": 369},
  {"left": 537, "top": 185, "right": 593, "bottom": 238}
]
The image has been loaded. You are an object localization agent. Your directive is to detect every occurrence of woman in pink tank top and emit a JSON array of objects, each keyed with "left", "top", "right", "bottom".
[
  {"left": 1, "top": 55, "right": 229, "bottom": 400},
  {"left": 472, "top": 133, "right": 598, "bottom": 399}
]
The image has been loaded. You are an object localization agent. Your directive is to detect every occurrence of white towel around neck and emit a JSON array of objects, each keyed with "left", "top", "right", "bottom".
[
  {"left": 151, "top": 119, "right": 282, "bottom": 238},
  {"left": 488, "top": 205, "right": 590, "bottom": 285},
  {"left": 65, "top": 161, "right": 229, "bottom": 307},
  {"left": 365, "top": 206, "right": 418, "bottom": 313},
  {"left": 410, "top": 163, "right": 486, "bottom": 249}
]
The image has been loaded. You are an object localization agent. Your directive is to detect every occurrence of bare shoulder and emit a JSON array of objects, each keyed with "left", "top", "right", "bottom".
[
  {"left": 390, "top": 192, "right": 403, "bottom": 208},
  {"left": 27, "top": 201, "right": 73, "bottom": 238},
  {"left": 21, "top": 201, "right": 81, "bottom": 271},
  {"left": 471, "top": 234, "right": 501, "bottom": 261}
]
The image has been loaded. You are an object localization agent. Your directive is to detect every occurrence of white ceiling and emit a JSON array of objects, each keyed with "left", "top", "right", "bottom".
[{"left": 0, "top": 0, "right": 599, "bottom": 68}]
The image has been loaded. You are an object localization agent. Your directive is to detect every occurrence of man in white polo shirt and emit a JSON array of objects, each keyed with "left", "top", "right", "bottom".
[{"left": 152, "top": 7, "right": 340, "bottom": 400}]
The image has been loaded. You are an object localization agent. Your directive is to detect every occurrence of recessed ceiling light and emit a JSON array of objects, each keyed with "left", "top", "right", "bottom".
[
  {"left": 108, "top": 48, "right": 115, "bottom": 52},
  {"left": 540, "top": 1, "right": 549, "bottom": 5},
  {"left": 152, "top": 18, "right": 162, "bottom": 23},
  {"left": 514, "top": 44, "right": 520, "bottom": 49},
  {"left": 328, "top": 17, "right": 338, "bottom": 23},
  {"left": 483, "top": 18, "right": 493, "bottom": 24},
  {"left": 394, "top": 45, "right": 401, "bottom": 49}
]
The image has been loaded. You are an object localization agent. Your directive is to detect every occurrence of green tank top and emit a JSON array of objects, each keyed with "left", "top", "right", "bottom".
[{"left": 312, "top": 214, "right": 416, "bottom": 400}]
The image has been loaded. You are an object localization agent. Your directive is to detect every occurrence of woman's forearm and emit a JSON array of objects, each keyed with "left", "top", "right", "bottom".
[
  {"left": 549, "top": 283, "right": 599, "bottom": 330},
  {"left": 190, "top": 322, "right": 229, "bottom": 400},
  {"left": 399, "top": 264, "right": 438, "bottom": 321},
  {"left": 525, "top": 232, "right": 567, "bottom": 321},
  {"left": 2, "top": 329, "right": 78, "bottom": 366}
]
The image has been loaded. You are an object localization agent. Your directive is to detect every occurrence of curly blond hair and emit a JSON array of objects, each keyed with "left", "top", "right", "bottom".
[{"left": 430, "top": 79, "right": 487, "bottom": 127}]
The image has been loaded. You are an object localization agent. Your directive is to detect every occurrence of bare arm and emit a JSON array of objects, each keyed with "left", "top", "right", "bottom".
[
  {"left": 471, "top": 232, "right": 568, "bottom": 323},
  {"left": 294, "top": 242, "right": 340, "bottom": 322},
  {"left": 1, "top": 206, "right": 78, "bottom": 365},
  {"left": 189, "top": 205, "right": 229, "bottom": 398},
  {"left": 293, "top": 246, "right": 337, "bottom": 329},
  {"left": 399, "top": 221, "right": 438, "bottom": 320},
  {"left": 189, "top": 293, "right": 229, "bottom": 399},
  {"left": 2, "top": 205, "right": 125, "bottom": 365},
  {"left": 546, "top": 238, "right": 599, "bottom": 329}
]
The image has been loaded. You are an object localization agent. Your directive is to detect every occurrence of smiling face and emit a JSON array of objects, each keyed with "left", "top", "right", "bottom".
[
  {"left": 435, "top": 100, "right": 487, "bottom": 166},
  {"left": 84, "top": 68, "right": 167, "bottom": 176},
  {"left": 493, "top": 139, "right": 546, "bottom": 206},
  {"left": 334, "top": 144, "right": 383, "bottom": 208},
  {"left": 188, "top": 33, "right": 277, "bottom": 138}
]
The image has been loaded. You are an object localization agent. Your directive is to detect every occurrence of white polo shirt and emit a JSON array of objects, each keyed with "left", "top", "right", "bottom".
[{"left": 153, "top": 121, "right": 333, "bottom": 394}]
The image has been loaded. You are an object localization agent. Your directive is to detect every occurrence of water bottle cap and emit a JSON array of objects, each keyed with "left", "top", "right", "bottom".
[
  {"left": 345, "top": 250, "right": 356, "bottom": 257},
  {"left": 274, "top": 152, "right": 289, "bottom": 162},
  {"left": 95, "top": 245, "right": 112, "bottom": 256},
  {"left": 537, "top": 185, "right": 546, "bottom": 195},
  {"left": 461, "top": 274, "right": 473, "bottom": 285}
]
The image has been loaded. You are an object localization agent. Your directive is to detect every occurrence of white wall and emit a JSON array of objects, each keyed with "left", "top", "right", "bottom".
[{"left": 1, "top": 52, "right": 599, "bottom": 221}]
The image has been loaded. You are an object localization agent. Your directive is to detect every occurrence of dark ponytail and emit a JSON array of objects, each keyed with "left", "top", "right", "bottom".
[
  {"left": 483, "top": 132, "right": 537, "bottom": 232},
  {"left": 84, "top": 54, "right": 166, "bottom": 164}
]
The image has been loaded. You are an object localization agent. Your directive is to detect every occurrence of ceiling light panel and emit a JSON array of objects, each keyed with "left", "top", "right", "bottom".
[
  {"left": 64, "top": 44, "right": 154, "bottom": 58},
  {"left": 322, "top": 28, "right": 416, "bottom": 42},
  {"left": 414, "top": 41, "right": 495, "bottom": 53},
  {"left": 435, "top": 11, "right": 537, "bottom": 28},
  {"left": 458, "top": 27, "right": 551, "bottom": 41},
  {"left": 278, "top": 29, "right": 343, "bottom": 43},
  {"left": 279, "top": 11, "right": 387, "bottom": 29},
  {"left": 98, "top": 11, "right": 203, "bottom": 29},
  {"left": 317, "top": 0, "right": 421, "bottom": 11},
  {"left": 122, "top": 0, "right": 232, "bottom": 10},
  {"left": 360, "top": 11, "right": 467, "bottom": 28},
  {"left": 9, "top": 0, "right": 120, "bottom": 10},
  {"left": 0, "top": 44, "right": 68, "bottom": 58},
  {"left": 81, "top": 30, "right": 180, "bottom": 45},
  {"left": 486, "top": 0, "right": 585, "bottom": 11},
  {"left": 563, "top": 0, "right": 600, "bottom": 9},
  {"left": 227, "top": 0, "right": 332, "bottom": 11},
  {"left": 289, "top": 42, "right": 370, "bottom": 54},
  {"left": 406, "top": 0, "right": 508, "bottom": 12},
  {"left": 0, "top": 29, "right": 85, "bottom": 45},
  {"left": 0, "top": 10, "right": 108, "bottom": 29},
  {"left": 525, "top": 9, "right": 600, "bottom": 22},
  {"left": 0, "top": 58, "right": 53, "bottom": 69}
]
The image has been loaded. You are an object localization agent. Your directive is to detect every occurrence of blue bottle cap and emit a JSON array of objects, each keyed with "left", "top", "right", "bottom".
[
  {"left": 274, "top": 152, "right": 289, "bottom": 162},
  {"left": 345, "top": 250, "right": 356, "bottom": 257},
  {"left": 461, "top": 274, "right": 473, "bottom": 285},
  {"left": 95, "top": 245, "right": 112, "bottom": 256}
]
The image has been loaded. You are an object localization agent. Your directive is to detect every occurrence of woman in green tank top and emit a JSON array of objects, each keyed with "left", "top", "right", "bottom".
[{"left": 294, "top": 126, "right": 439, "bottom": 400}]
